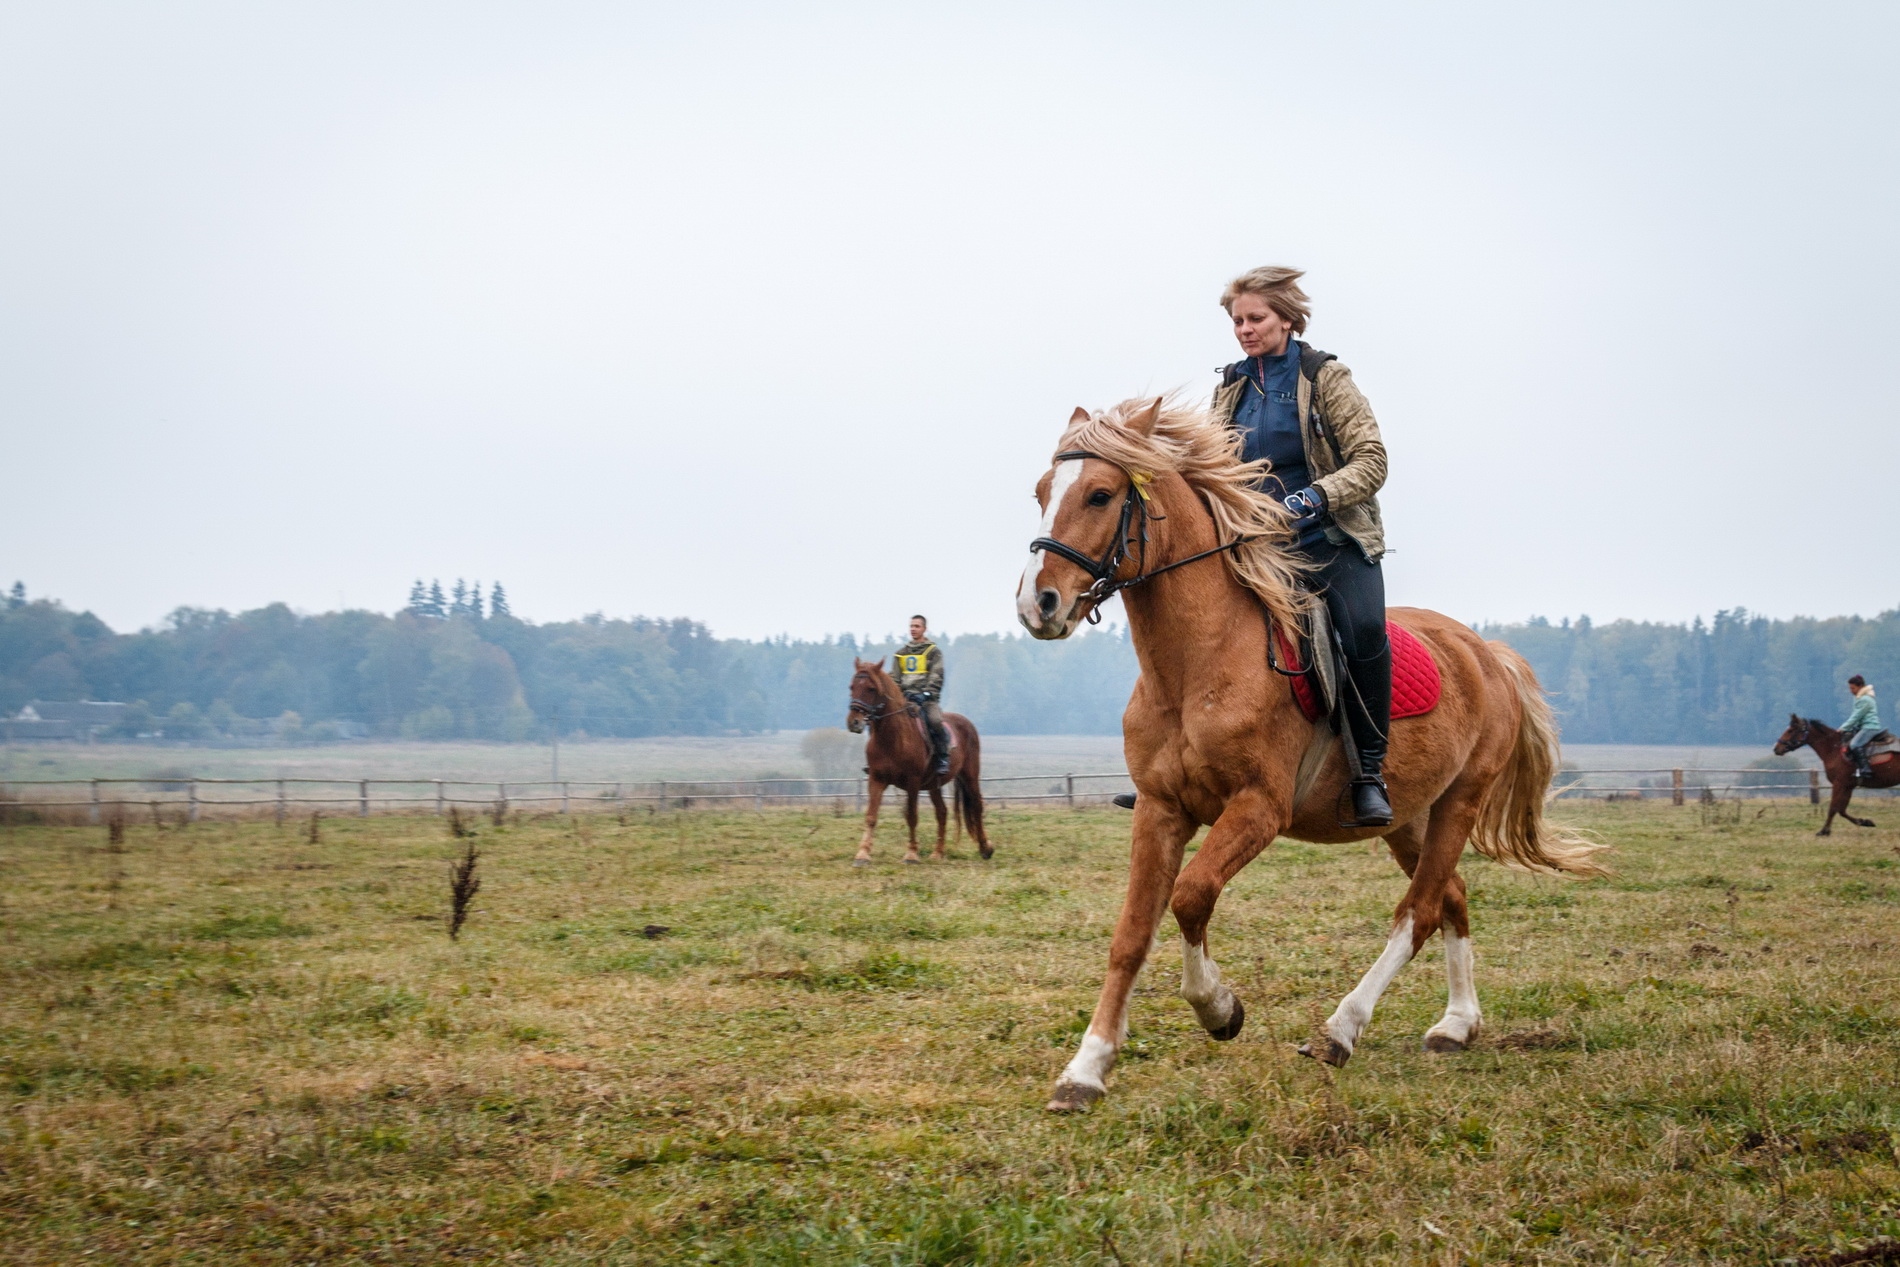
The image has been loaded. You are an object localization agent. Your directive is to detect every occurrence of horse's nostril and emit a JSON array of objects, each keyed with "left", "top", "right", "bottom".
[{"left": 1038, "top": 588, "right": 1060, "bottom": 618}]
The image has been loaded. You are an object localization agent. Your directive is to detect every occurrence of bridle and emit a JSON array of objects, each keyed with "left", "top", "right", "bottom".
[
  {"left": 1775, "top": 718, "right": 1811, "bottom": 755},
  {"left": 848, "top": 674, "right": 917, "bottom": 725},
  {"left": 1028, "top": 450, "right": 1262, "bottom": 622}
]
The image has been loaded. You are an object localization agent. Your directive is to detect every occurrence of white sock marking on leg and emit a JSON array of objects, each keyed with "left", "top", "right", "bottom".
[
  {"left": 1180, "top": 939, "right": 1236, "bottom": 1030},
  {"left": 1426, "top": 931, "right": 1481, "bottom": 1045},
  {"left": 1059, "top": 1031, "right": 1117, "bottom": 1091},
  {"left": 1325, "top": 914, "right": 1417, "bottom": 1052}
]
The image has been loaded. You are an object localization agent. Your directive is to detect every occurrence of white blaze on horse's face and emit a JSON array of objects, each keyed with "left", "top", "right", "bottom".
[{"left": 1016, "top": 458, "right": 1086, "bottom": 640}]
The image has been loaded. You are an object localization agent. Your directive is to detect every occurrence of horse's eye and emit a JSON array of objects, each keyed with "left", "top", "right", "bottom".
[{"left": 1088, "top": 489, "right": 1112, "bottom": 507}]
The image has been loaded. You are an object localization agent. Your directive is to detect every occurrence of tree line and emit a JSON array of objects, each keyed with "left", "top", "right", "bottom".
[{"left": 1, "top": 580, "right": 1893, "bottom": 743}]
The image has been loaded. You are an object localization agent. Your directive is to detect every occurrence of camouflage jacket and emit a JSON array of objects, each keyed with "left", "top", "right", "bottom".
[
  {"left": 1212, "top": 343, "right": 1388, "bottom": 562},
  {"left": 892, "top": 640, "right": 944, "bottom": 699}
]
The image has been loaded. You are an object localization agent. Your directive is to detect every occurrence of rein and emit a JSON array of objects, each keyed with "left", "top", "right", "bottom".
[{"left": 1028, "top": 449, "right": 1262, "bottom": 622}]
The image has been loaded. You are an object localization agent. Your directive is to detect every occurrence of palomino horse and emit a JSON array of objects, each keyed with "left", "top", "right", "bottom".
[
  {"left": 1774, "top": 715, "right": 1899, "bottom": 836},
  {"left": 846, "top": 659, "right": 992, "bottom": 864},
  {"left": 1017, "top": 397, "right": 1605, "bottom": 1112}
]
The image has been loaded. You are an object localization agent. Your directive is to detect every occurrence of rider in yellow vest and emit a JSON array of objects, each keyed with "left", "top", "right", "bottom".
[{"left": 893, "top": 614, "right": 950, "bottom": 776}]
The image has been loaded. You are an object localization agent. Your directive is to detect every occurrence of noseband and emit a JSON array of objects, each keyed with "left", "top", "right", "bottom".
[
  {"left": 1028, "top": 450, "right": 1261, "bottom": 621},
  {"left": 1777, "top": 719, "right": 1811, "bottom": 753}
]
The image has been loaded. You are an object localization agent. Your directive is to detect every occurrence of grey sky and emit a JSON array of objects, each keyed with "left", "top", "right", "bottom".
[{"left": 5, "top": 2, "right": 1896, "bottom": 640}]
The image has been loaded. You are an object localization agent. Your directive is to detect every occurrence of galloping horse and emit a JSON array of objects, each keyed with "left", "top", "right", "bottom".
[
  {"left": 1774, "top": 715, "right": 1899, "bottom": 836},
  {"left": 846, "top": 659, "right": 992, "bottom": 865},
  {"left": 1017, "top": 397, "right": 1605, "bottom": 1112}
]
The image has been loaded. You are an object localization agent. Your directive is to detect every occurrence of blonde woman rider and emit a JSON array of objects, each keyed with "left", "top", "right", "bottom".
[{"left": 1217, "top": 266, "right": 1393, "bottom": 825}]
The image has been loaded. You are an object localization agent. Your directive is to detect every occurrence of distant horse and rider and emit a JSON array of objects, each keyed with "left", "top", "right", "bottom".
[
  {"left": 1774, "top": 674, "right": 1898, "bottom": 836},
  {"left": 1016, "top": 266, "right": 1604, "bottom": 1112},
  {"left": 845, "top": 615, "right": 992, "bottom": 865}
]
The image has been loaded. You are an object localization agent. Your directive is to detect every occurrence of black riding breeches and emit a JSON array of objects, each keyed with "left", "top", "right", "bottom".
[
  {"left": 1299, "top": 538, "right": 1391, "bottom": 770},
  {"left": 918, "top": 699, "right": 949, "bottom": 755},
  {"left": 1300, "top": 538, "right": 1387, "bottom": 660}
]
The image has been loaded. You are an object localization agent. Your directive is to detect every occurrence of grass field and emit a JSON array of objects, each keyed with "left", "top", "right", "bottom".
[{"left": 4, "top": 797, "right": 1900, "bottom": 1264}]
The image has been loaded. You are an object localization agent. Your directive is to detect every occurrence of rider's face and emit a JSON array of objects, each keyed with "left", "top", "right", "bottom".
[
  {"left": 1229, "top": 293, "right": 1292, "bottom": 359},
  {"left": 909, "top": 618, "right": 926, "bottom": 641}
]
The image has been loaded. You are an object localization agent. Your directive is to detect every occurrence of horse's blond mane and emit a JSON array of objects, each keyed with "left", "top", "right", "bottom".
[{"left": 1058, "top": 394, "right": 1312, "bottom": 630}]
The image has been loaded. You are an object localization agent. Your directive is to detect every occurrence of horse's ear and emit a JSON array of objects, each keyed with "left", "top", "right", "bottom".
[
  {"left": 1791, "top": 712, "right": 1801, "bottom": 725},
  {"left": 1069, "top": 406, "right": 1090, "bottom": 426},
  {"left": 1128, "top": 396, "right": 1163, "bottom": 436}
]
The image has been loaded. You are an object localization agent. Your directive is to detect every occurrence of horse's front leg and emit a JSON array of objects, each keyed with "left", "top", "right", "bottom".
[
  {"left": 1048, "top": 799, "right": 1197, "bottom": 1112},
  {"left": 927, "top": 785, "right": 949, "bottom": 861},
  {"left": 1819, "top": 779, "right": 1852, "bottom": 836},
  {"left": 854, "top": 779, "right": 888, "bottom": 865},
  {"left": 1169, "top": 789, "right": 1286, "bottom": 1042},
  {"left": 902, "top": 790, "right": 923, "bottom": 864}
]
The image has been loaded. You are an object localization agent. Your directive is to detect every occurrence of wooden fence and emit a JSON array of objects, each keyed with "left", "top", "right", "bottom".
[{"left": 0, "top": 771, "right": 1141, "bottom": 822}]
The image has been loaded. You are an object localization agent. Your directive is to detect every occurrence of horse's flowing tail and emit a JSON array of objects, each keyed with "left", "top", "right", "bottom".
[
  {"left": 1470, "top": 642, "right": 1610, "bottom": 877},
  {"left": 949, "top": 720, "right": 992, "bottom": 858}
]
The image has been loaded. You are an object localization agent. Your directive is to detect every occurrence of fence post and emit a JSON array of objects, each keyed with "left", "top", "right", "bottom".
[
  {"left": 276, "top": 779, "right": 286, "bottom": 826},
  {"left": 614, "top": 781, "right": 622, "bottom": 804},
  {"left": 435, "top": 781, "right": 444, "bottom": 816},
  {"left": 1671, "top": 769, "right": 1684, "bottom": 807},
  {"left": 188, "top": 780, "right": 199, "bottom": 823},
  {"left": 660, "top": 780, "right": 669, "bottom": 812},
  {"left": 561, "top": 781, "right": 571, "bottom": 814},
  {"left": 1810, "top": 769, "right": 1821, "bottom": 805},
  {"left": 358, "top": 780, "right": 369, "bottom": 818},
  {"left": 755, "top": 781, "right": 764, "bottom": 812},
  {"left": 90, "top": 779, "right": 100, "bottom": 825},
  {"left": 1066, "top": 773, "right": 1075, "bottom": 809}
]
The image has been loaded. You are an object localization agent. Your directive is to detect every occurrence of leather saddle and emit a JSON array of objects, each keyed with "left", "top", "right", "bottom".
[{"left": 1864, "top": 730, "right": 1898, "bottom": 760}]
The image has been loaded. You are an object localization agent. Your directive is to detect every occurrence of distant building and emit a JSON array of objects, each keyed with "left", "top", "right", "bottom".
[{"left": 5, "top": 701, "right": 129, "bottom": 742}]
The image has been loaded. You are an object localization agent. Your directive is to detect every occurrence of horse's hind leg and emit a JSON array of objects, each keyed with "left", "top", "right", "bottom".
[
  {"left": 927, "top": 785, "right": 949, "bottom": 861},
  {"left": 1377, "top": 816, "right": 1480, "bottom": 1051},
  {"left": 902, "top": 791, "right": 923, "bottom": 864},
  {"left": 1308, "top": 794, "right": 1477, "bottom": 1067}
]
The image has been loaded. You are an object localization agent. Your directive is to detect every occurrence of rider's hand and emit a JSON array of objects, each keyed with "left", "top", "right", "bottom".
[{"left": 1282, "top": 486, "right": 1327, "bottom": 530}]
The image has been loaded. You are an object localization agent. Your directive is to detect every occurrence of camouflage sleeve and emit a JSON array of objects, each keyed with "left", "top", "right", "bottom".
[
  {"left": 925, "top": 644, "right": 945, "bottom": 698},
  {"left": 1309, "top": 363, "right": 1388, "bottom": 513}
]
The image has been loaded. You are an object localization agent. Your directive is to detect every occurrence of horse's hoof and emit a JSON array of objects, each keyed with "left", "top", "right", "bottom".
[
  {"left": 1423, "top": 1033, "right": 1468, "bottom": 1054},
  {"left": 1817, "top": 830, "right": 1832, "bottom": 838},
  {"left": 1045, "top": 1080, "right": 1104, "bottom": 1113},
  {"left": 902, "top": 857, "right": 922, "bottom": 866},
  {"left": 1297, "top": 1038, "right": 1352, "bottom": 1067},
  {"left": 979, "top": 848, "right": 994, "bottom": 860},
  {"left": 852, "top": 858, "right": 871, "bottom": 868},
  {"left": 1207, "top": 998, "right": 1245, "bottom": 1042}
]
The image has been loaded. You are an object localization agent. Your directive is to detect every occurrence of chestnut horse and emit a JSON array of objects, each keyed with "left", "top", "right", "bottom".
[
  {"left": 845, "top": 659, "right": 992, "bottom": 864},
  {"left": 1774, "top": 714, "right": 1898, "bottom": 836},
  {"left": 1017, "top": 397, "right": 1605, "bottom": 1112}
]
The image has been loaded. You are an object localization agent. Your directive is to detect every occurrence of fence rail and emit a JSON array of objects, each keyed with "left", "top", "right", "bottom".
[{"left": 0, "top": 766, "right": 1887, "bottom": 823}]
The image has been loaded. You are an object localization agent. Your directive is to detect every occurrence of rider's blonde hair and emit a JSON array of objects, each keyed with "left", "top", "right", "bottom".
[{"left": 1220, "top": 265, "right": 1312, "bottom": 335}]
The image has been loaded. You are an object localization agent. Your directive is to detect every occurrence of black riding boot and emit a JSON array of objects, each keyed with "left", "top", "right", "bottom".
[
  {"left": 929, "top": 725, "right": 951, "bottom": 777},
  {"left": 1345, "top": 643, "right": 1393, "bottom": 826}
]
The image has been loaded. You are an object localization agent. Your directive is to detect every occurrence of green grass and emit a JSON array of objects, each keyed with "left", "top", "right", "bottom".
[{"left": 2, "top": 798, "right": 1899, "bottom": 1263}]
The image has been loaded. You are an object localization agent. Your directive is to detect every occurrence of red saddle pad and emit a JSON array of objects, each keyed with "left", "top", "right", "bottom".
[{"left": 1278, "top": 620, "right": 1443, "bottom": 724}]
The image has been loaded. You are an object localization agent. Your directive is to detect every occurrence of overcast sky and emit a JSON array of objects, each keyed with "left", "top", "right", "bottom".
[{"left": 5, "top": 1, "right": 1896, "bottom": 641}]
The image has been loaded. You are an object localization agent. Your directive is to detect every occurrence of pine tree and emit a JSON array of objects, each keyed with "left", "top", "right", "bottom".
[
  {"left": 405, "top": 580, "right": 428, "bottom": 615},
  {"left": 427, "top": 580, "right": 447, "bottom": 618},
  {"left": 471, "top": 583, "right": 485, "bottom": 621},
  {"left": 489, "top": 583, "right": 512, "bottom": 619},
  {"left": 451, "top": 579, "right": 469, "bottom": 617},
  {"left": 6, "top": 581, "right": 23, "bottom": 610}
]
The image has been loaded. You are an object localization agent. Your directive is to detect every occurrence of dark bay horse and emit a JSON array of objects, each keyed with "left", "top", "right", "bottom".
[
  {"left": 1016, "top": 397, "right": 1605, "bottom": 1112},
  {"left": 1774, "top": 714, "right": 1899, "bottom": 836},
  {"left": 846, "top": 659, "right": 992, "bottom": 865}
]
